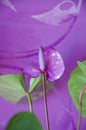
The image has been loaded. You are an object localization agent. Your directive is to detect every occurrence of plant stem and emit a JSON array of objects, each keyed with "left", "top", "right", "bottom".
[
  {"left": 27, "top": 92, "right": 33, "bottom": 113},
  {"left": 77, "top": 104, "right": 82, "bottom": 130},
  {"left": 77, "top": 84, "right": 86, "bottom": 130},
  {"left": 42, "top": 72, "right": 50, "bottom": 130}
]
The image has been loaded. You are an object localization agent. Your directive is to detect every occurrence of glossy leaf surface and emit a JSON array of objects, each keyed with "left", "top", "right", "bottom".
[
  {"left": 30, "top": 80, "right": 54, "bottom": 101},
  {"left": 68, "top": 60, "right": 86, "bottom": 117},
  {"left": 0, "top": 74, "right": 26, "bottom": 103},
  {"left": 29, "top": 75, "right": 42, "bottom": 93},
  {"left": 6, "top": 112, "right": 43, "bottom": 130}
]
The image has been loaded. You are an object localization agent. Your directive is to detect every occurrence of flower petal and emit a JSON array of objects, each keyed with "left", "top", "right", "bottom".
[
  {"left": 23, "top": 62, "right": 40, "bottom": 78},
  {"left": 45, "top": 48, "right": 65, "bottom": 81}
]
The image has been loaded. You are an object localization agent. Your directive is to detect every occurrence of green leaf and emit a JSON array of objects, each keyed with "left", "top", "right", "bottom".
[
  {"left": 29, "top": 75, "right": 42, "bottom": 93},
  {"left": 20, "top": 75, "right": 54, "bottom": 103},
  {"left": 6, "top": 112, "right": 43, "bottom": 130},
  {"left": 77, "top": 61, "right": 86, "bottom": 76},
  {"left": 68, "top": 60, "right": 86, "bottom": 117},
  {"left": 29, "top": 75, "right": 54, "bottom": 100},
  {"left": 30, "top": 80, "right": 54, "bottom": 101},
  {"left": 0, "top": 74, "right": 26, "bottom": 103}
]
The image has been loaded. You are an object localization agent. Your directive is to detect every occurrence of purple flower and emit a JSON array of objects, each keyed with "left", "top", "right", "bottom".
[
  {"left": 24, "top": 47, "right": 65, "bottom": 82},
  {"left": 0, "top": 0, "right": 86, "bottom": 130}
]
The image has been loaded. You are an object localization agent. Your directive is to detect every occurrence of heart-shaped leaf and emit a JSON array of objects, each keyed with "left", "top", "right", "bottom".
[
  {"left": 29, "top": 75, "right": 54, "bottom": 101},
  {"left": 29, "top": 75, "right": 42, "bottom": 93},
  {"left": 68, "top": 60, "right": 86, "bottom": 117},
  {"left": 30, "top": 81, "right": 54, "bottom": 101},
  {"left": 0, "top": 74, "right": 26, "bottom": 103},
  {"left": 77, "top": 61, "right": 86, "bottom": 76},
  {"left": 6, "top": 112, "right": 43, "bottom": 130}
]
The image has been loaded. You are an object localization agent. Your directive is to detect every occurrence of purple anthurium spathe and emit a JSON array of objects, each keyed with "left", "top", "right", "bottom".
[
  {"left": 24, "top": 46, "right": 65, "bottom": 130},
  {"left": 24, "top": 47, "right": 65, "bottom": 82}
]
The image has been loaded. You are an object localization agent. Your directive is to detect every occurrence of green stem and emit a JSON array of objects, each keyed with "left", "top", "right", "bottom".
[
  {"left": 42, "top": 72, "right": 50, "bottom": 130},
  {"left": 77, "top": 84, "right": 86, "bottom": 130},
  {"left": 26, "top": 92, "right": 33, "bottom": 113}
]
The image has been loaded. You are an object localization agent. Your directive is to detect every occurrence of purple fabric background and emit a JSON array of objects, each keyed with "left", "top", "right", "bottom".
[{"left": 0, "top": 0, "right": 86, "bottom": 130}]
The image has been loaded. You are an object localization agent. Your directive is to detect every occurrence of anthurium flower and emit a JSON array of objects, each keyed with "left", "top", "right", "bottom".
[
  {"left": 24, "top": 47, "right": 65, "bottom": 82},
  {"left": 0, "top": 0, "right": 85, "bottom": 130}
]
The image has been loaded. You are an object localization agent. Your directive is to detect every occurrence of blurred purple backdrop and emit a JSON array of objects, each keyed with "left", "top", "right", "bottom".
[{"left": 0, "top": 0, "right": 86, "bottom": 130}]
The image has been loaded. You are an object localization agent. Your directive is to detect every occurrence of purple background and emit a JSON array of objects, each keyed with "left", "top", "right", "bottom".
[{"left": 0, "top": 0, "right": 86, "bottom": 130}]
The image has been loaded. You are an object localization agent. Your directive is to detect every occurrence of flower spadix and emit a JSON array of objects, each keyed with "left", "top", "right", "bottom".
[{"left": 24, "top": 46, "right": 65, "bottom": 82}]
